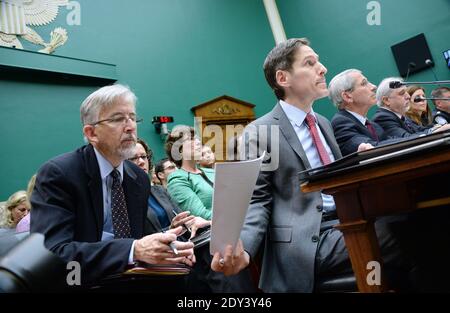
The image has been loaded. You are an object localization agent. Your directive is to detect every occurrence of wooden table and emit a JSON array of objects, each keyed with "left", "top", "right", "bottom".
[{"left": 301, "top": 143, "right": 450, "bottom": 292}]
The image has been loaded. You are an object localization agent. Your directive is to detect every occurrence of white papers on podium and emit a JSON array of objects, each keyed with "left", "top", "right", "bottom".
[{"left": 210, "top": 152, "right": 265, "bottom": 256}]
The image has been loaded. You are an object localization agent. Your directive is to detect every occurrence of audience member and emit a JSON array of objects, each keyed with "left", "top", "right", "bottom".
[
  {"left": 329, "top": 69, "right": 400, "bottom": 155},
  {"left": 431, "top": 86, "right": 450, "bottom": 125},
  {"left": 30, "top": 84, "right": 194, "bottom": 286},
  {"left": 165, "top": 126, "right": 214, "bottom": 220},
  {"left": 405, "top": 85, "right": 432, "bottom": 126},
  {"left": 373, "top": 77, "right": 450, "bottom": 137},
  {"left": 154, "top": 158, "right": 177, "bottom": 188},
  {"left": 199, "top": 145, "right": 215, "bottom": 169}
]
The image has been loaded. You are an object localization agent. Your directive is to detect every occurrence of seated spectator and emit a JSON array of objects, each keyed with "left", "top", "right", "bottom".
[
  {"left": 30, "top": 84, "right": 194, "bottom": 287},
  {"left": 373, "top": 77, "right": 450, "bottom": 137},
  {"left": 329, "top": 69, "right": 400, "bottom": 155},
  {"left": 16, "top": 173, "right": 37, "bottom": 233},
  {"left": 0, "top": 191, "right": 30, "bottom": 232},
  {"left": 431, "top": 86, "right": 450, "bottom": 125},
  {"left": 165, "top": 125, "right": 214, "bottom": 220},
  {"left": 154, "top": 158, "right": 177, "bottom": 188},
  {"left": 405, "top": 85, "right": 432, "bottom": 126},
  {"left": 198, "top": 145, "right": 215, "bottom": 169}
]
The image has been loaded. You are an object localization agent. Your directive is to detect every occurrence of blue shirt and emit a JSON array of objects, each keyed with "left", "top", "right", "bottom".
[
  {"left": 93, "top": 147, "right": 135, "bottom": 263},
  {"left": 148, "top": 195, "right": 171, "bottom": 229},
  {"left": 280, "top": 101, "right": 336, "bottom": 212}
]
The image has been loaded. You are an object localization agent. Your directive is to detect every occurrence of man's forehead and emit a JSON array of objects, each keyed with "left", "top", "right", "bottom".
[{"left": 297, "top": 45, "right": 318, "bottom": 59}]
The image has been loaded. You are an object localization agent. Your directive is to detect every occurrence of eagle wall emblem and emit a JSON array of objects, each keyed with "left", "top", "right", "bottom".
[{"left": 0, "top": 0, "right": 68, "bottom": 53}]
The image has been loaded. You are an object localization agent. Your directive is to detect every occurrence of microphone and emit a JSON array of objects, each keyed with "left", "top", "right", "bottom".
[
  {"left": 405, "top": 62, "right": 416, "bottom": 81},
  {"left": 389, "top": 80, "right": 450, "bottom": 89},
  {"left": 414, "top": 97, "right": 450, "bottom": 103},
  {"left": 425, "top": 59, "right": 440, "bottom": 82}
]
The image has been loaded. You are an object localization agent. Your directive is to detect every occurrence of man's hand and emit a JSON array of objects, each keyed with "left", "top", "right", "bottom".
[
  {"left": 357, "top": 142, "right": 374, "bottom": 152},
  {"left": 134, "top": 226, "right": 195, "bottom": 266},
  {"left": 432, "top": 124, "right": 450, "bottom": 133},
  {"left": 211, "top": 240, "right": 249, "bottom": 276}
]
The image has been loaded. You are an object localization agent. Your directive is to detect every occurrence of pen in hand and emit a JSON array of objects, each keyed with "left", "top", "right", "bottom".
[{"left": 169, "top": 241, "right": 179, "bottom": 255}]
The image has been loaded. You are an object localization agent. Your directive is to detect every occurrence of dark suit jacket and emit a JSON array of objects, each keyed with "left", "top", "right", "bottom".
[
  {"left": 240, "top": 103, "right": 342, "bottom": 292},
  {"left": 144, "top": 185, "right": 180, "bottom": 234},
  {"left": 30, "top": 144, "right": 150, "bottom": 284},
  {"left": 372, "top": 107, "right": 431, "bottom": 138},
  {"left": 331, "top": 109, "right": 400, "bottom": 156}
]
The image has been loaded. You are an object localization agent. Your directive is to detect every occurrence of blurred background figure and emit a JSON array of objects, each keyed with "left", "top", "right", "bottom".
[
  {"left": 154, "top": 158, "right": 177, "bottom": 188},
  {"left": 0, "top": 191, "right": 30, "bottom": 235},
  {"left": 165, "top": 125, "right": 214, "bottom": 220},
  {"left": 405, "top": 85, "right": 432, "bottom": 126},
  {"left": 199, "top": 145, "right": 215, "bottom": 169},
  {"left": 15, "top": 174, "right": 37, "bottom": 233},
  {"left": 431, "top": 87, "right": 450, "bottom": 125}
]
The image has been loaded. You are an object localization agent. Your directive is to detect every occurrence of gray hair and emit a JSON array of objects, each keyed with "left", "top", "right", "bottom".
[
  {"left": 80, "top": 84, "right": 137, "bottom": 125},
  {"left": 328, "top": 69, "right": 361, "bottom": 109},
  {"left": 376, "top": 77, "right": 403, "bottom": 107}
]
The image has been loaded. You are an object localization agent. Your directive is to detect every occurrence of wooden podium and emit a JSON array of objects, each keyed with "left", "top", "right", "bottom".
[{"left": 301, "top": 132, "right": 450, "bottom": 292}]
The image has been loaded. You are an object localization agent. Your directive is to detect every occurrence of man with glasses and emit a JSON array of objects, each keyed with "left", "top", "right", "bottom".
[
  {"left": 373, "top": 77, "right": 450, "bottom": 137},
  {"left": 431, "top": 87, "right": 450, "bottom": 125},
  {"left": 154, "top": 158, "right": 177, "bottom": 188},
  {"left": 329, "top": 69, "right": 401, "bottom": 156},
  {"left": 30, "top": 84, "right": 194, "bottom": 288}
]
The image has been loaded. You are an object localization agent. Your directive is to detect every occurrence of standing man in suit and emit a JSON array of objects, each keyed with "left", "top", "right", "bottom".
[
  {"left": 211, "top": 38, "right": 416, "bottom": 292},
  {"left": 329, "top": 69, "right": 401, "bottom": 155},
  {"left": 30, "top": 84, "right": 194, "bottom": 286},
  {"left": 373, "top": 77, "right": 450, "bottom": 137}
]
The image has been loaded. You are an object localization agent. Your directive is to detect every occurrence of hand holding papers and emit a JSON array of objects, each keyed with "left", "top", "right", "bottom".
[{"left": 210, "top": 152, "right": 265, "bottom": 256}]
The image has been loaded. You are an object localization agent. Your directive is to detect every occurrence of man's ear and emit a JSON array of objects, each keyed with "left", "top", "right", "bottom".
[
  {"left": 341, "top": 90, "right": 352, "bottom": 103},
  {"left": 381, "top": 96, "right": 389, "bottom": 107},
  {"left": 276, "top": 69, "right": 290, "bottom": 88},
  {"left": 83, "top": 125, "right": 97, "bottom": 144},
  {"left": 157, "top": 172, "right": 164, "bottom": 180}
]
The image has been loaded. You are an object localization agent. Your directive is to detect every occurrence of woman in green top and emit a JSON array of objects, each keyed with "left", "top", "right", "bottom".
[{"left": 165, "top": 125, "right": 214, "bottom": 220}]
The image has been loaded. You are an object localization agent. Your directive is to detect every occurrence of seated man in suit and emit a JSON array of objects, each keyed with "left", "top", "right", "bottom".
[
  {"left": 210, "top": 38, "right": 422, "bottom": 292},
  {"left": 373, "top": 77, "right": 450, "bottom": 137},
  {"left": 431, "top": 86, "right": 450, "bottom": 125},
  {"left": 30, "top": 84, "right": 194, "bottom": 287},
  {"left": 329, "top": 69, "right": 401, "bottom": 155}
]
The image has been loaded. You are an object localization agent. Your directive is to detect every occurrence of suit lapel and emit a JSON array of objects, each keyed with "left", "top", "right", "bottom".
[
  {"left": 340, "top": 110, "right": 373, "bottom": 137},
  {"left": 84, "top": 145, "right": 103, "bottom": 240},
  {"left": 272, "top": 103, "right": 312, "bottom": 169}
]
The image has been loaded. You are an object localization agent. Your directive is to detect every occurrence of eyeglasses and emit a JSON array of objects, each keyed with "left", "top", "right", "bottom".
[
  {"left": 163, "top": 164, "right": 177, "bottom": 171},
  {"left": 128, "top": 154, "right": 150, "bottom": 162},
  {"left": 90, "top": 114, "right": 143, "bottom": 127}
]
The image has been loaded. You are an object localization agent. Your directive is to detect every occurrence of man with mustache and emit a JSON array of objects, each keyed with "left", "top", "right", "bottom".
[
  {"left": 329, "top": 69, "right": 401, "bottom": 156},
  {"left": 30, "top": 84, "right": 194, "bottom": 288},
  {"left": 373, "top": 77, "right": 450, "bottom": 137}
]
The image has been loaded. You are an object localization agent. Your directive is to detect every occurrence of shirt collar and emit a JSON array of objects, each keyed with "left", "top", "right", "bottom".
[
  {"left": 93, "top": 147, "right": 124, "bottom": 181},
  {"left": 280, "top": 100, "right": 317, "bottom": 127},
  {"left": 381, "top": 107, "right": 403, "bottom": 119},
  {"left": 345, "top": 109, "right": 367, "bottom": 125}
]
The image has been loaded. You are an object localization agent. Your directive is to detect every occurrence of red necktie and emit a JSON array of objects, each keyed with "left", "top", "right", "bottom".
[
  {"left": 305, "top": 113, "right": 332, "bottom": 165},
  {"left": 365, "top": 120, "right": 379, "bottom": 141}
]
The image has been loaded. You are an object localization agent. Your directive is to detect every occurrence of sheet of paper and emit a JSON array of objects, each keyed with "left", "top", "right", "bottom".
[{"left": 210, "top": 152, "right": 265, "bottom": 255}]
